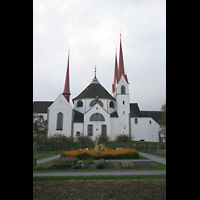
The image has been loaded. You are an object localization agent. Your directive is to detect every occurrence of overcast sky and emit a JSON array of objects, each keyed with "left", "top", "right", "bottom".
[{"left": 33, "top": 0, "right": 166, "bottom": 111}]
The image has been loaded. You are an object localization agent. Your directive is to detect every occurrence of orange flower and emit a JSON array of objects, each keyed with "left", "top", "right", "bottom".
[{"left": 60, "top": 148, "right": 138, "bottom": 157}]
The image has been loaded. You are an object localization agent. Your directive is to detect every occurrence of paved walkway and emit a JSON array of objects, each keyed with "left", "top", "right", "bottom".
[
  {"left": 33, "top": 170, "right": 165, "bottom": 177},
  {"left": 34, "top": 152, "right": 166, "bottom": 177},
  {"left": 138, "top": 152, "right": 166, "bottom": 165},
  {"left": 36, "top": 155, "right": 61, "bottom": 164}
]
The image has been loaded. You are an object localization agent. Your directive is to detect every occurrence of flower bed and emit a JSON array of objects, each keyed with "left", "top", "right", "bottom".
[{"left": 60, "top": 147, "right": 139, "bottom": 160}]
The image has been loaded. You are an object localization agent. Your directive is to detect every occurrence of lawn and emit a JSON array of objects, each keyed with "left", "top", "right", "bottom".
[
  {"left": 141, "top": 150, "right": 166, "bottom": 158},
  {"left": 33, "top": 178, "right": 166, "bottom": 200}
]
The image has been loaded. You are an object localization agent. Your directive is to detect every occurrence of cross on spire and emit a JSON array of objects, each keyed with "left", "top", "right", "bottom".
[{"left": 91, "top": 64, "right": 99, "bottom": 83}]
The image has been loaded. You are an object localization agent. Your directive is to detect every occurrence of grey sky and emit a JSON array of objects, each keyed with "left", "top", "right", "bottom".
[{"left": 33, "top": 0, "right": 166, "bottom": 111}]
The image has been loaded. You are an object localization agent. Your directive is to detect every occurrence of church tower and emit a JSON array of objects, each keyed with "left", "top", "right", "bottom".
[
  {"left": 112, "top": 47, "right": 118, "bottom": 97},
  {"left": 63, "top": 50, "right": 71, "bottom": 102},
  {"left": 47, "top": 49, "right": 73, "bottom": 137},
  {"left": 115, "top": 34, "right": 130, "bottom": 136}
]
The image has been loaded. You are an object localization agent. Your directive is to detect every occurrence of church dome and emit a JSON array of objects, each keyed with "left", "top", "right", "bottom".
[{"left": 72, "top": 82, "right": 115, "bottom": 102}]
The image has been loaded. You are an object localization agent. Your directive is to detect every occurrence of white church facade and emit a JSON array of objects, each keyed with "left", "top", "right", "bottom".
[{"left": 33, "top": 35, "right": 164, "bottom": 142}]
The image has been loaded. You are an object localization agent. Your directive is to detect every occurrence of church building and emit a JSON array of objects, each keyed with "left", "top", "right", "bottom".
[{"left": 33, "top": 35, "right": 164, "bottom": 142}]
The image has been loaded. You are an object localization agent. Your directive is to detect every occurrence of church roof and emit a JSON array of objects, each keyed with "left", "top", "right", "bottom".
[
  {"left": 33, "top": 101, "right": 53, "bottom": 113},
  {"left": 110, "top": 111, "right": 118, "bottom": 117},
  {"left": 130, "top": 103, "right": 143, "bottom": 117},
  {"left": 130, "top": 103, "right": 163, "bottom": 123},
  {"left": 72, "top": 82, "right": 115, "bottom": 102},
  {"left": 140, "top": 111, "right": 163, "bottom": 123},
  {"left": 73, "top": 110, "right": 84, "bottom": 122}
]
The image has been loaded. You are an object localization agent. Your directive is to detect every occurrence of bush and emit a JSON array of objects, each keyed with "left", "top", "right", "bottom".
[
  {"left": 54, "top": 156, "right": 79, "bottom": 169},
  {"left": 72, "top": 159, "right": 93, "bottom": 169},
  {"left": 82, "top": 159, "right": 93, "bottom": 168},
  {"left": 33, "top": 160, "right": 55, "bottom": 170},
  {"left": 76, "top": 152, "right": 92, "bottom": 160},
  {"left": 73, "top": 163, "right": 85, "bottom": 169},
  {"left": 121, "top": 161, "right": 136, "bottom": 169},
  {"left": 115, "top": 134, "right": 132, "bottom": 142},
  {"left": 95, "top": 135, "right": 109, "bottom": 143}
]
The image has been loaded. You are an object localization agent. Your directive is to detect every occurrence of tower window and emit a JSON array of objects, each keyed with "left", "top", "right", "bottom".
[
  {"left": 149, "top": 120, "right": 151, "bottom": 124},
  {"left": 77, "top": 100, "right": 83, "bottom": 107},
  {"left": 135, "top": 118, "right": 138, "bottom": 124},
  {"left": 121, "top": 85, "right": 126, "bottom": 94},
  {"left": 123, "top": 101, "right": 125, "bottom": 104}
]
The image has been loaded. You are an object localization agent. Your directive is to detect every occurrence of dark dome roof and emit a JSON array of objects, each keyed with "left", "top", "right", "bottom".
[{"left": 72, "top": 82, "right": 115, "bottom": 102}]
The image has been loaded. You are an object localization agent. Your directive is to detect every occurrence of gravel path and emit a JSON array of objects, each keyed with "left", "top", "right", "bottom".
[{"left": 33, "top": 170, "right": 166, "bottom": 177}]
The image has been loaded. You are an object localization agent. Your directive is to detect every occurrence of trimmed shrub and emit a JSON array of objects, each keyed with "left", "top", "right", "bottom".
[{"left": 76, "top": 152, "right": 92, "bottom": 160}]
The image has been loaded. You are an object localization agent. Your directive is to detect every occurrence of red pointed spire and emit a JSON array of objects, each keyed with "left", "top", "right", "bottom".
[
  {"left": 63, "top": 50, "right": 71, "bottom": 102},
  {"left": 112, "top": 48, "right": 118, "bottom": 93},
  {"left": 118, "top": 34, "right": 129, "bottom": 84}
]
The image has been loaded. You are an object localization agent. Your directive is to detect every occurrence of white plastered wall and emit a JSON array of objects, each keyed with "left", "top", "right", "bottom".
[
  {"left": 83, "top": 103, "right": 110, "bottom": 140},
  {"left": 47, "top": 93, "right": 73, "bottom": 137},
  {"left": 131, "top": 117, "right": 160, "bottom": 142}
]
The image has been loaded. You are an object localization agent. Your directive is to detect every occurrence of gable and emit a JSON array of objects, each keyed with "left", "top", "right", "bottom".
[
  {"left": 84, "top": 102, "right": 110, "bottom": 119},
  {"left": 48, "top": 93, "right": 73, "bottom": 110}
]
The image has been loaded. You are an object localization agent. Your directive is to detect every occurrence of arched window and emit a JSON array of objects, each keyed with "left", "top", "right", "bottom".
[
  {"left": 56, "top": 112, "right": 63, "bottom": 130},
  {"left": 90, "top": 113, "right": 105, "bottom": 121},
  {"left": 89, "top": 99, "right": 103, "bottom": 107},
  {"left": 77, "top": 100, "right": 83, "bottom": 107},
  {"left": 88, "top": 125, "right": 93, "bottom": 136},
  {"left": 121, "top": 85, "right": 126, "bottom": 94},
  {"left": 76, "top": 132, "right": 80, "bottom": 136},
  {"left": 109, "top": 101, "right": 115, "bottom": 108}
]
